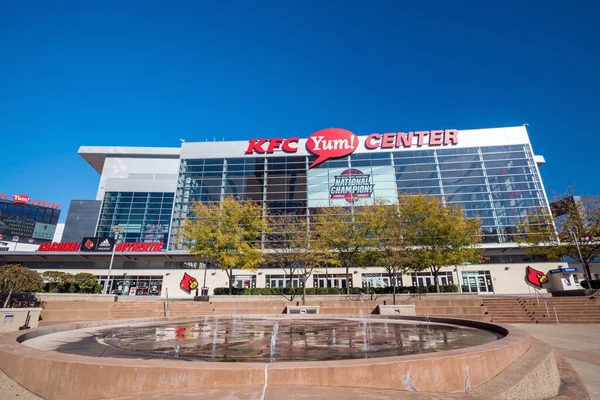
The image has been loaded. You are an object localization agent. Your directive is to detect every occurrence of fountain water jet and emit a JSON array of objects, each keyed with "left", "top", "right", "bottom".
[
  {"left": 211, "top": 320, "right": 219, "bottom": 358},
  {"left": 270, "top": 320, "right": 280, "bottom": 359}
]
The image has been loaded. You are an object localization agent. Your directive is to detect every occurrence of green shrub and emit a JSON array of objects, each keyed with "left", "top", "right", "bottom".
[{"left": 212, "top": 286, "right": 438, "bottom": 295}]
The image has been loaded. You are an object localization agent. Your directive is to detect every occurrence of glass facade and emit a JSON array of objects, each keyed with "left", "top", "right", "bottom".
[
  {"left": 97, "top": 274, "right": 164, "bottom": 296},
  {"left": 169, "top": 144, "right": 550, "bottom": 249},
  {"left": 0, "top": 202, "right": 60, "bottom": 224},
  {"left": 96, "top": 192, "right": 174, "bottom": 247},
  {"left": 0, "top": 200, "right": 61, "bottom": 244}
]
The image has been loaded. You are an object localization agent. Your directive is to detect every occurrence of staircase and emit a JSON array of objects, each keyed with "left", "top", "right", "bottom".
[
  {"left": 482, "top": 296, "right": 600, "bottom": 324},
  {"left": 481, "top": 298, "right": 534, "bottom": 323},
  {"left": 518, "top": 297, "right": 600, "bottom": 323},
  {"left": 410, "top": 299, "right": 491, "bottom": 321},
  {"left": 41, "top": 296, "right": 600, "bottom": 325},
  {"left": 39, "top": 301, "right": 113, "bottom": 326},
  {"left": 110, "top": 301, "right": 165, "bottom": 319}
]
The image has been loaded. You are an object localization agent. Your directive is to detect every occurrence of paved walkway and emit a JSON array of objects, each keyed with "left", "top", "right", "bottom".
[
  {"left": 516, "top": 324, "right": 600, "bottom": 400},
  {"left": 0, "top": 369, "right": 41, "bottom": 400}
]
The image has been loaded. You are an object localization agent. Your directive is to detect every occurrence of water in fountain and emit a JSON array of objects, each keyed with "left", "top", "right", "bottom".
[
  {"left": 211, "top": 320, "right": 219, "bottom": 358},
  {"left": 425, "top": 315, "right": 431, "bottom": 334},
  {"left": 174, "top": 345, "right": 180, "bottom": 358},
  {"left": 270, "top": 320, "right": 280, "bottom": 359},
  {"left": 98, "top": 318, "right": 501, "bottom": 362},
  {"left": 361, "top": 320, "right": 369, "bottom": 352},
  {"left": 202, "top": 316, "right": 208, "bottom": 333},
  {"left": 384, "top": 322, "right": 389, "bottom": 336}
]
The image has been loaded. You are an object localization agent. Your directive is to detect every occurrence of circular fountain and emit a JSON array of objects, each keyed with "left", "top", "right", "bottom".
[
  {"left": 0, "top": 315, "right": 532, "bottom": 399},
  {"left": 56, "top": 317, "right": 502, "bottom": 362}
]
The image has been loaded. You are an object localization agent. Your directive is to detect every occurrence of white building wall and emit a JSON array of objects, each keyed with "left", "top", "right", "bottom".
[
  {"left": 52, "top": 223, "right": 65, "bottom": 242},
  {"left": 29, "top": 261, "right": 584, "bottom": 299},
  {"left": 96, "top": 157, "right": 180, "bottom": 200}
]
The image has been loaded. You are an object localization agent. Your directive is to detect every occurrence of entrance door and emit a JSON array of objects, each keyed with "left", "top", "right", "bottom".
[
  {"left": 466, "top": 276, "right": 478, "bottom": 293},
  {"left": 477, "top": 275, "right": 493, "bottom": 293},
  {"left": 462, "top": 271, "right": 493, "bottom": 293}
]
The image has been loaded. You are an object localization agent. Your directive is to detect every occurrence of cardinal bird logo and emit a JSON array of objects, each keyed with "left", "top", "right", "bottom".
[
  {"left": 85, "top": 239, "right": 94, "bottom": 249},
  {"left": 525, "top": 266, "right": 549, "bottom": 289},
  {"left": 180, "top": 273, "right": 199, "bottom": 294}
]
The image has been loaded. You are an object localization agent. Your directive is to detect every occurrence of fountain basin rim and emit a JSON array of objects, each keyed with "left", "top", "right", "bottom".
[{"left": 5, "top": 315, "right": 526, "bottom": 369}]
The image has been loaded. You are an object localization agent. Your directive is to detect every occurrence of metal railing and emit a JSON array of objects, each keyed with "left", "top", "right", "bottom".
[
  {"left": 531, "top": 287, "right": 559, "bottom": 324},
  {"left": 164, "top": 287, "right": 170, "bottom": 318}
]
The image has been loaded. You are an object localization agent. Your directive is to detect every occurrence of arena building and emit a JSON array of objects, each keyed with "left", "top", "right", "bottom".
[
  {"left": 0, "top": 192, "right": 63, "bottom": 252},
  {"left": 1, "top": 125, "right": 593, "bottom": 298}
]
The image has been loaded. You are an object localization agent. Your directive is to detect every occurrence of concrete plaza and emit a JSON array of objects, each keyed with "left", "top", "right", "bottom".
[{"left": 516, "top": 324, "right": 600, "bottom": 400}]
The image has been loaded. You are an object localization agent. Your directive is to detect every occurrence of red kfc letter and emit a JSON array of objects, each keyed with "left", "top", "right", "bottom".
[
  {"left": 282, "top": 137, "right": 299, "bottom": 153},
  {"left": 267, "top": 138, "right": 284, "bottom": 153},
  {"left": 245, "top": 139, "right": 268, "bottom": 154}
]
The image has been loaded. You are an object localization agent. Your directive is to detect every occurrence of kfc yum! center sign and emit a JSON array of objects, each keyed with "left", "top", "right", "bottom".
[{"left": 244, "top": 128, "right": 459, "bottom": 168}]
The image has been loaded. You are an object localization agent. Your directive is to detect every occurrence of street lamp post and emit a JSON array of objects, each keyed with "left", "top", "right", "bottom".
[
  {"left": 104, "top": 226, "right": 124, "bottom": 295},
  {"left": 568, "top": 227, "right": 593, "bottom": 286},
  {"left": 202, "top": 255, "right": 208, "bottom": 289}
]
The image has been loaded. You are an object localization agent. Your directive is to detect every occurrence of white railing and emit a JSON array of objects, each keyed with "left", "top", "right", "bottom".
[
  {"left": 531, "top": 287, "right": 559, "bottom": 324},
  {"left": 164, "top": 287, "right": 170, "bottom": 318}
]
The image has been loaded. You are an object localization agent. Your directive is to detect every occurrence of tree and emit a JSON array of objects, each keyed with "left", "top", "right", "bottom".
[
  {"left": 299, "top": 230, "right": 336, "bottom": 305},
  {"left": 42, "top": 271, "right": 72, "bottom": 293},
  {"left": 0, "top": 264, "right": 44, "bottom": 293},
  {"left": 71, "top": 273, "right": 102, "bottom": 294},
  {"left": 360, "top": 201, "right": 419, "bottom": 304},
  {"left": 517, "top": 195, "right": 600, "bottom": 285},
  {"left": 0, "top": 264, "right": 43, "bottom": 308},
  {"left": 401, "top": 195, "right": 482, "bottom": 293},
  {"left": 180, "top": 196, "right": 269, "bottom": 295},
  {"left": 311, "top": 204, "right": 382, "bottom": 294},
  {"left": 265, "top": 213, "right": 311, "bottom": 301}
]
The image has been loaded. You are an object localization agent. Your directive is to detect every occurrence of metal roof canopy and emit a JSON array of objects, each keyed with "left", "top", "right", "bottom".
[{"left": 78, "top": 146, "right": 181, "bottom": 174}]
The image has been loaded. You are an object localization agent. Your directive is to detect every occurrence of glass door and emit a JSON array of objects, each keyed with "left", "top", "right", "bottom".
[{"left": 461, "top": 271, "right": 494, "bottom": 293}]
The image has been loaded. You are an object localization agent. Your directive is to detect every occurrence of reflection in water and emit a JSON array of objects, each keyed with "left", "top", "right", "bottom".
[{"left": 100, "top": 318, "right": 500, "bottom": 363}]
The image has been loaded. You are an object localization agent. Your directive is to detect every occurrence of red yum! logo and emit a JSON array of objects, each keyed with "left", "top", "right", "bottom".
[
  {"left": 306, "top": 128, "right": 358, "bottom": 168},
  {"left": 12, "top": 194, "right": 31, "bottom": 204}
]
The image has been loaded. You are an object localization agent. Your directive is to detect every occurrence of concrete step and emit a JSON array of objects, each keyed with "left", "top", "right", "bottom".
[
  {"left": 40, "top": 310, "right": 111, "bottom": 321},
  {"left": 42, "top": 302, "right": 113, "bottom": 311},
  {"left": 425, "top": 314, "right": 491, "bottom": 321},
  {"left": 415, "top": 306, "right": 486, "bottom": 315}
]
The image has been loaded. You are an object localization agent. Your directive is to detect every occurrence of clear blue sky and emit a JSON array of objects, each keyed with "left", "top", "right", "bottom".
[{"left": 1, "top": 0, "right": 598, "bottom": 221}]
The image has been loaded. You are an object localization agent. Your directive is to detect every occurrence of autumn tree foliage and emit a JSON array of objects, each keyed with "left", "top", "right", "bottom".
[
  {"left": 400, "top": 195, "right": 482, "bottom": 293},
  {"left": 517, "top": 195, "right": 600, "bottom": 284},
  {"left": 311, "top": 204, "right": 382, "bottom": 294},
  {"left": 180, "top": 196, "right": 269, "bottom": 294}
]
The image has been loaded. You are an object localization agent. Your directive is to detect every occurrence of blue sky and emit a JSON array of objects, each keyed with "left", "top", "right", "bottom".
[{"left": 1, "top": 0, "right": 598, "bottom": 221}]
